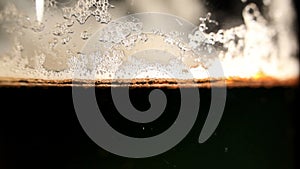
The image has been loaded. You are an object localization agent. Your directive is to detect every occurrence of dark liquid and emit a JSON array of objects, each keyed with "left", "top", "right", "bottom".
[{"left": 0, "top": 86, "right": 298, "bottom": 169}]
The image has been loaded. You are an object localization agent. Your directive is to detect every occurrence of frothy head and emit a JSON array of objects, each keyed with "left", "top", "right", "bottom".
[{"left": 0, "top": 0, "right": 298, "bottom": 87}]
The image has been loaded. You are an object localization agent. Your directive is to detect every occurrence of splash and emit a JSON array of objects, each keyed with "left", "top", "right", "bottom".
[{"left": 190, "top": 3, "right": 299, "bottom": 80}]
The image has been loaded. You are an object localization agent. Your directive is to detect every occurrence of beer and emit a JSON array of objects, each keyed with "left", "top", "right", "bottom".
[
  {"left": 0, "top": 82, "right": 298, "bottom": 168},
  {"left": 0, "top": 0, "right": 299, "bottom": 168}
]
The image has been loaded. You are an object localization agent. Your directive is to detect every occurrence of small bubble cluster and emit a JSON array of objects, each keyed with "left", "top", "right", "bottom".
[
  {"left": 99, "top": 20, "right": 147, "bottom": 49},
  {"left": 188, "top": 12, "right": 220, "bottom": 48},
  {"left": 52, "top": 21, "right": 74, "bottom": 45},
  {"left": 63, "top": 0, "right": 112, "bottom": 24},
  {"left": 198, "top": 13, "right": 218, "bottom": 32},
  {"left": 68, "top": 49, "right": 124, "bottom": 79}
]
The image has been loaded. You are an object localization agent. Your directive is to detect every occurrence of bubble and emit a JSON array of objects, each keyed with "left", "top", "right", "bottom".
[
  {"left": 99, "top": 19, "right": 144, "bottom": 48},
  {"left": 198, "top": 12, "right": 218, "bottom": 32},
  {"left": 81, "top": 31, "right": 90, "bottom": 40},
  {"left": 15, "top": 41, "right": 24, "bottom": 52},
  {"left": 61, "top": 36, "right": 71, "bottom": 45}
]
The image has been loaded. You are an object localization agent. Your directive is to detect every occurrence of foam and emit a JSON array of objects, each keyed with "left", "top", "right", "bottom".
[{"left": 0, "top": 0, "right": 298, "bottom": 81}]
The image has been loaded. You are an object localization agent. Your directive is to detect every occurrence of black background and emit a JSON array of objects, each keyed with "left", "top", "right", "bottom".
[{"left": 0, "top": 86, "right": 298, "bottom": 169}]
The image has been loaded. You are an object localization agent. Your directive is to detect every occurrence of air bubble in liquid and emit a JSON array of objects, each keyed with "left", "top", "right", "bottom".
[{"left": 81, "top": 31, "right": 90, "bottom": 40}]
